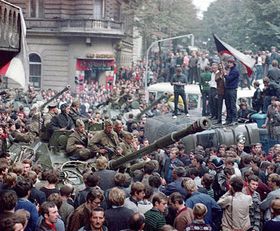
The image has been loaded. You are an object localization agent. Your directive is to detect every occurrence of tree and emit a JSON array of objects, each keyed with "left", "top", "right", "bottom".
[
  {"left": 123, "top": 0, "right": 199, "bottom": 53},
  {"left": 201, "top": 0, "right": 252, "bottom": 51},
  {"left": 201, "top": 0, "right": 280, "bottom": 51},
  {"left": 245, "top": 0, "right": 280, "bottom": 49}
]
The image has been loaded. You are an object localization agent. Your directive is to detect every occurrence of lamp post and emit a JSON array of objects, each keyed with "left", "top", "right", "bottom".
[{"left": 144, "top": 34, "right": 194, "bottom": 102}]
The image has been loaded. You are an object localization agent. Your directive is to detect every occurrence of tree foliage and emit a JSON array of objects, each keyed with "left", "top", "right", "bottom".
[
  {"left": 245, "top": 0, "right": 280, "bottom": 49},
  {"left": 123, "top": 0, "right": 199, "bottom": 51},
  {"left": 201, "top": 0, "right": 280, "bottom": 51}
]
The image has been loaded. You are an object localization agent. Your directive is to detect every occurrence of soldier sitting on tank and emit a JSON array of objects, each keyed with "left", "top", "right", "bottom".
[
  {"left": 40, "top": 102, "right": 58, "bottom": 141},
  {"left": 113, "top": 120, "right": 125, "bottom": 142},
  {"left": 110, "top": 132, "right": 137, "bottom": 171},
  {"left": 50, "top": 103, "right": 74, "bottom": 133},
  {"left": 89, "top": 111, "right": 104, "bottom": 132},
  {"left": 69, "top": 100, "right": 88, "bottom": 124},
  {"left": 119, "top": 132, "right": 137, "bottom": 157},
  {"left": 26, "top": 108, "right": 41, "bottom": 138},
  {"left": 88, "top": 120, "right": 120, "bottom": 160},
  {"left": 237, "top": 101, "right": 256, "bottom": 123},
  {"left": 66, "top": 119, "right": 93, "bottom": 161},
  {"left": 9, "top": 121, "right": 36, "bottom": 144}
]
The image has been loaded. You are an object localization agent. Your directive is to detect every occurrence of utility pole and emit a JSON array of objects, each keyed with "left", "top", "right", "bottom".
[{"left": 144, "top": 34, "right": 194, "bottom": 102}]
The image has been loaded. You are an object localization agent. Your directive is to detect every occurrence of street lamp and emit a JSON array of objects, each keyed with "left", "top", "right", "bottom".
[{"left": 144, "top": 34, "right": 194, "bottom": 102}]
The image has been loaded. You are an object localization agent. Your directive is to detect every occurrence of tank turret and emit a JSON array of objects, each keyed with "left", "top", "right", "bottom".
[{"left": 109, "top": 117, "right": 211, "bottom": 170}]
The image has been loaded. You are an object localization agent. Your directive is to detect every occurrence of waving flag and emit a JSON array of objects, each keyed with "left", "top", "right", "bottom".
[
  {"left": 213, "top": 34, "right": 256, "bottom": 76},
  {"left": 0, "top": 0, "right": 27, "bottom": 88}
]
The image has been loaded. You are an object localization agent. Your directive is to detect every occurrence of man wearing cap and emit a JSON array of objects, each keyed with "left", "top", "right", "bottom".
[
  {"left": 224, "top": 57, "right": 240, "bottom": 125},
  {"left": 88, "top": 120, "right": 120, "bottom": 159},
  {"left": 50, "top": 103, "right": 75, "bottom": 132},
  {"left": 171, "top": 67, "right": 189, "bottom": 118},
  {"left": 41, "top": 102, "right": 58, "bottom": 141},
  {"left": 66, "top": 119, "right": 92, "bottom": 160}
]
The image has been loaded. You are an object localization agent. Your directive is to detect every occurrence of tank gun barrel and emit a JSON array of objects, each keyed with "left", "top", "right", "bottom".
[
  {"left": 134, "top": 93, "right": 170, "bottom": 122},
  {"left": 109, "top": 117, "right": 211, "bottom": 170},
  {"left": 40, "top": 85, "right": 70, "bottom": 111}
]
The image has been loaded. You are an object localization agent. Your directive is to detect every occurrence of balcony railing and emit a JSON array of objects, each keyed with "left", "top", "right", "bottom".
[{"left": 25, "top": 18, "right": 124, "bottom": 34}]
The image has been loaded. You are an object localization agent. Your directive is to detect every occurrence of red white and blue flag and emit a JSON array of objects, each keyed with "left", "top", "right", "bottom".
[
  {"left": 0, "top": 0, "right": 28, "bottom": 88},
  {"left": 213, "top": 34, "right": 256, "bottom": 76}
]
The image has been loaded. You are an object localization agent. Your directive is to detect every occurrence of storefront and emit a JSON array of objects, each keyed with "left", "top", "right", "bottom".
[{"left": 75, "top": 53, "right": 115, "bottom": 92}]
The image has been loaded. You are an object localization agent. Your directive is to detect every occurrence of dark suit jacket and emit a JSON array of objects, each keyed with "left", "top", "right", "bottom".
[
  {"left": 29, "top": 187, "right": 46, "bottom": 205},
  {"left": 162, "top": 178, "right": 187, "bottom": 199},
  {"left": 95, "top": 169, "right": 116, "bottom": 191},
  {"left": 163, "top": 158, "right": 184, "bottom": 182}
]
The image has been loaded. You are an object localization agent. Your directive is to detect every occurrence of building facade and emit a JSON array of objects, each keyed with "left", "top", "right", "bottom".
[{"left": 7, "top": 0, "right": 133, "bottom": 90}]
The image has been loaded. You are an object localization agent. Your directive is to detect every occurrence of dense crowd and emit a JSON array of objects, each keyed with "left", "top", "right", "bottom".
[{"left": 0, "top": 46, "right": 280, "bottom": 231}]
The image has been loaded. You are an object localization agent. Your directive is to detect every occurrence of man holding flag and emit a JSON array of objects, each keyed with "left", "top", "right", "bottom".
[{"left": 213, "top": 34, "right": 255, "bottom": 125}]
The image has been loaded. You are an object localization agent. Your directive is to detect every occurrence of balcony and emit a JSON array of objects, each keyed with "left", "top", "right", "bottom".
[{"left": 25, "top": 18, "right": 124, "bottom": 37}]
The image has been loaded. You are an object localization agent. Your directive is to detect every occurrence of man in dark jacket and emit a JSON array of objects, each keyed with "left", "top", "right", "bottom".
[
  {"left": 68, "top": 188, "right": 104, "bottom": 231},
  {"left": 50, "top": 103, "right": 74, "bottom": 132},
  {"left": 224, "top": 57, "right": 240, "bottom": 125},
  {"left": 161, "top": 166, "right": 187, "bottom": 199},
  {"left": 78, "top": 207, "right": 108, "bottom": 231},
  {"left": 171, "top": 67, "right": 189, "bottom": 118},
  {"left": 268, "top": 60, "right": 280, "bottom": 84}
]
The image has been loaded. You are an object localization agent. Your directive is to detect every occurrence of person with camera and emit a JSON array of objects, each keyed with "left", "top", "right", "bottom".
[{"left": 217, "top": 176, "right": 252, "bottom": 231}]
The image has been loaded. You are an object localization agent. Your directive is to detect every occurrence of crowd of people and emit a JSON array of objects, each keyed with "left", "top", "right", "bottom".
[{"left": 0, "top": 45, "right": 280, "bottom": 231}]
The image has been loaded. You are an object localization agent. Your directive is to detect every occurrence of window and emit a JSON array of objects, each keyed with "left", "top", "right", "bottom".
[
  {"left": 29, "top": 0, "right": 44, "bottom": 18},
  {"left": 29, "top": 53, "right": 41, "bottom": 88},
  {"left": 93, "top": 0, "right": 103, "bottom": 19},
  {"left": 114, "top": 2, "right": 121, "bottom": 21}
]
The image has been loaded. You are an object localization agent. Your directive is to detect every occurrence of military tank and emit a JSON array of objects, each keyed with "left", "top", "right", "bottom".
[
  {"left": 109, "top": 117, "right": 210, "bottom": 170},
  {"left": 144, "top": 113, "right": 264, "bottom": 153},
  {"left": 9, "top": 116, "right": 210, "bottom": 190}
]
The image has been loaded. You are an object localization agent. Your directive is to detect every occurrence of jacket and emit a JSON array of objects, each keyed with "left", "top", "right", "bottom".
[
  {"left": 215, "top": 70, "right": 225, "bottom": 95},
  {"left": 186, "top": 191, "right": 222, "bottom": 229},
  {"left": 171, "top": 73, "right": 187, "bottom": 93},
  {"left": 217, "top": 191, "right": 252, "bottom": 231},
  {"left": 78, "top": 225, "right": 108, "bottom": 231},
  {"left": 51, "top": 112, "right": 74, "bottom": 131},
  {"left": 67, "top": 203, "right": 91, "bottom": 231},
  {"left": 36, "top": 220, "right": 53, "bottom": 231},
  {"left": 88, "top": 130, "right": 119, "bottom": 156},
  {"left": 224, "top": 65, "right": 239, "bottom": 89},
  {"left": 66, "top": 130, "right": 89, "bottom": 154}
]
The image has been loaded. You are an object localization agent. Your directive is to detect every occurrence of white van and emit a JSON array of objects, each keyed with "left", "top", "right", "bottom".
[
  {"left": 147, "top": 82, "right": 256, "bottom": 112},
  {"left": 148, "top": 82, "right": 202, "bottom": 111}
]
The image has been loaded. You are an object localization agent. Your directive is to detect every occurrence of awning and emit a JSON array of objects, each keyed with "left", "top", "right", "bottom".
[{"left": 76, "top": 58, "right": 115, "bottom": 71}]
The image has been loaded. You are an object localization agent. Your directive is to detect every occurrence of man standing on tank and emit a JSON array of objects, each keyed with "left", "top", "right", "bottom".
[
  {"left": 224, "top": 57, "right": 240, "bottom": 125},
  {"left": 171, "top": 67, "right": 189, "bottom": 119}
]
